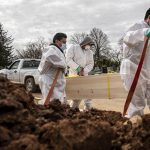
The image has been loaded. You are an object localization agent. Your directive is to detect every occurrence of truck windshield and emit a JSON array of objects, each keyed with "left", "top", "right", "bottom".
[
  {"left": 22, "top": 60, "right": 40, "bottom": 69},
  {"left": 9, "top": 61, "right": 20, "bottom": 69}
]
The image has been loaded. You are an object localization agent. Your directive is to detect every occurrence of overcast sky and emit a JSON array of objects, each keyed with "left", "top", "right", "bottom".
[{"left": 0, "top": 0, "right": 149, "bottom": 49}]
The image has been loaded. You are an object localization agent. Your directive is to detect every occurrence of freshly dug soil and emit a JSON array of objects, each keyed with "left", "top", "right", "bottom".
[{"left": 0, "top": 77, "right": 149, "bottom": 150}]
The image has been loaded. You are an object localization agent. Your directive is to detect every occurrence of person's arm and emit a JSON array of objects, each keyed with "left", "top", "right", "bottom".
[
  {"left": 66, "top": 45, "right": 79, "bottom": 71},
  {"left": 123, "top": 22, "right": 148, "bottom": 47},
  {"left": 84, "top": 51, "right": 94, "bottom": 75},
  {"left": 145, "top": 28, "right": 150, "bottom": 37},
  {"left": 46, "top": 47, "right": 66, "bottom": 69}
]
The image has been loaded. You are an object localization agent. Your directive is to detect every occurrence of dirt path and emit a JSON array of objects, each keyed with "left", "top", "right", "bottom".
[{"left": 33, "top": 93, "right": 149, "bottom": 114}]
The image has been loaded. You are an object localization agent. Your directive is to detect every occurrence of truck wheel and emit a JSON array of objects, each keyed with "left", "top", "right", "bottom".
[{"left": 25, "top": 77, "right": 37, "bottom": 92}]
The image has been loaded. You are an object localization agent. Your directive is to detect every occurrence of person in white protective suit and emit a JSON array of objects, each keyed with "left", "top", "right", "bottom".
[
  {"left": 120, "top": 8, "right": 150, "bottom": 118},
  {"left": 38, "top": 33, "right": 67, "bottom": 105},
  {"left": 66, "top": 36, "right": 94, "bottom": 110}
]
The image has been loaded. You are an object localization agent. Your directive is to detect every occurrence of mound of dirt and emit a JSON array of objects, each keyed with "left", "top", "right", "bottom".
[{"left": 0, "top": 77, "right": 149, "bottom": 150}]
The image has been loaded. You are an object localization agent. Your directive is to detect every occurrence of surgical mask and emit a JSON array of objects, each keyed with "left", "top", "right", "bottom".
[
  {"left": 61, "top": 43, "right": 67, "bottom": 51},
  {"left": 85, "top": 45, "right": 91, "bottom": 50}
]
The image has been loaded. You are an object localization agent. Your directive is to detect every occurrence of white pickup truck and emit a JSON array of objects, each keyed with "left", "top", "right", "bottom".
[{"left": 0, "top": 59, "right": 40, "bottom": 92}]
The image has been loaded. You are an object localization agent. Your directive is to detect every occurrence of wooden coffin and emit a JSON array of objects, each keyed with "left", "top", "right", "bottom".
[{"left": 66, "top": 74, "right": 127, "bottom": 99}]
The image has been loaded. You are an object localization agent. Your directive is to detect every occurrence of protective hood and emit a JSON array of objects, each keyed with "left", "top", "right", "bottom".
[{"left": 80, "top": 37, "right": 94, "bottom": 47}]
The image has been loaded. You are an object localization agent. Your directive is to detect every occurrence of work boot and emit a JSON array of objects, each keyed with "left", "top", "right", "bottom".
[
  {"left": 84, "top": 99, "right": 92, "bottom": 111},
  {"left": 70, "top": 99, "right": 81, "bottom": 109}
]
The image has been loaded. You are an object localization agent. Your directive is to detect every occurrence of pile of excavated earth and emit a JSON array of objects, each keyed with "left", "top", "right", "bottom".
[{"left": 0, "top": 77, "right": 150, "bottom": 150}]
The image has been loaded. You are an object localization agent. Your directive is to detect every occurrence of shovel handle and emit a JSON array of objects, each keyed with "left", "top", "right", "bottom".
[{"left": 44, "top": 69, "right": 61, "bottom": 106}]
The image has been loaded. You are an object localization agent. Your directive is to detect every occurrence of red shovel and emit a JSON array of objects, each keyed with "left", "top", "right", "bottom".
[
  {"left": 44, "top": 69, "right": 60, "bottom": 107},
  {"left": 123, "top": 37, "right": 149, "bottom": 116}
]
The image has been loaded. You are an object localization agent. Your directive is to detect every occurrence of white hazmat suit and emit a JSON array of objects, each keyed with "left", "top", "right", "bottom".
[
  {"left": 120, "top": 20, "right": 150, "bottom": 118},
  {"left": 66, "top": 38, "right": 94, "bottom": 110},
  {"left": 38, "top": 45, "right": 66, "bottom": 105}
]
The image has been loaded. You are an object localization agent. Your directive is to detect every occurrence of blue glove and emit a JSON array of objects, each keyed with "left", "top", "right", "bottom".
[{"left": 145, "top": 28, "right": 150, "bottom": 37}]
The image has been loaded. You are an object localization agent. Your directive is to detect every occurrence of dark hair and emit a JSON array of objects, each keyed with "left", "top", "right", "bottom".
[
  {"left": 53, "top": 33, "right": 67, "bottom": 43},
  {"left": 144, "top": 8, "right": 150, "bottom": 20}
]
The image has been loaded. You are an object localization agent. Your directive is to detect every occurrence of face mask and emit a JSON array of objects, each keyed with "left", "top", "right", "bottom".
[
  {"left": 85, "top": 45, "right": 91, "bottom": 50},
  {"left": 61, "top": 43, "right": 67, "bottom": 51}
]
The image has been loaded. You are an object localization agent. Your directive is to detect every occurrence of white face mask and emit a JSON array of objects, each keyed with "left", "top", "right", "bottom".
[
  {"left": 85, "top": 45, "right": 91, "bottom": 50},
  {"left": 61, "top": 43, "right": 67, "bottom": 51}
]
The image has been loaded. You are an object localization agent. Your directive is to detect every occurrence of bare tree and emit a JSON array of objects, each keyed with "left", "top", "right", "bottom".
[
  {"left": 104, "top": 37, "right": 124, "bottom": 71},
  {"left": 70, "top": 32, "right": 88, "bottom": 44},
  {"left": 16, "top": 37, "right": 47, "bottom": 59},
  {"left": 118, "top": 37, "right": 123, "bottom": 52},
  {"left": 90, "top": 28, "right": 111, "bottom": 67},
  {"left": 109, "top": 49, "right": 121, "bottom": 65}
]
